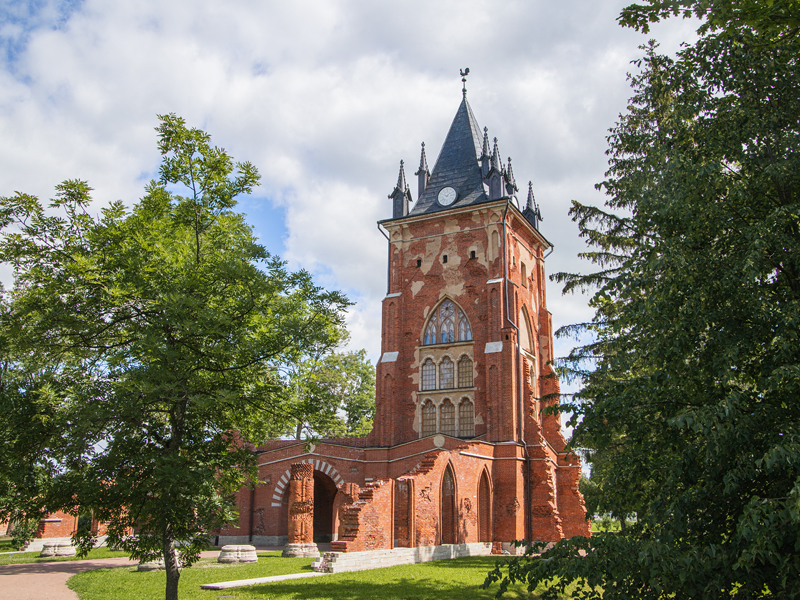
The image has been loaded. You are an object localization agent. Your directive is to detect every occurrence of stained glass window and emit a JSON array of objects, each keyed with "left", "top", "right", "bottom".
[
  {"left": 440, "top": 400, "right": 455, "bottom": 436},
  {"left": 421, "top": 359, "right": 436, "bottom": 391},
  {"left": 459, "top": 399, "right": 474, "bottom": 437},
  {"left": 458, "top": 356, "right": 473, "bottom": 388},
  {"left": 422, "top": 401, "right": 436, "bottom": 437},
  {"left": 440, "top": 357, "right": 454, "bottom": 389},
  {"left": 423, "top": 299, "right": 472, "bottom": 346}
]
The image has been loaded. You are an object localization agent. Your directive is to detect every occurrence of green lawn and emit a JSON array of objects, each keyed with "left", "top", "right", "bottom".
[
  {"left": 0, "top": 545, "right": 130, "bottom": 566},
  {"left": 68, "top": 553, "right": 553, "bottom": 600},
  {"left": 0, "top": 535, "right": 15, "bottom": 552}
]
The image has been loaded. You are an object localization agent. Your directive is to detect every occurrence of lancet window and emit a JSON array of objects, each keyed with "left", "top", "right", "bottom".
[
  {"left": 439, "top": 357, "right": 454, "bottom": 389},
  {"left": 458, "top": 356, "right": 473, "bottom": 388},
  {"left": 423, "top": 300, "right": 472, "bottom": 345},
  {"left": 422, "top": 401, "right": 437, "bottom": 437},
  {"left": 421, "top": 359, "right": 436, "bottom": 391},
  {"left": 459, "top": 399, "right": 475, "bottom": 437},
  {"left": 440, "top": 400, "right": 456, "bottom": 436}
]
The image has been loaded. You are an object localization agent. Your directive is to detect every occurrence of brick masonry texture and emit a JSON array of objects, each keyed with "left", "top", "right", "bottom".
[{"left": 220, "top": 97, "right": 590, "bottom": 550}]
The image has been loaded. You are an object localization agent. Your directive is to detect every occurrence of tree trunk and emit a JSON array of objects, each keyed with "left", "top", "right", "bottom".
[
  {"left": 619, "top": 516, "right": 627, "bottom": 533},
  {"left": 163, "top": 524, "right": 180, "bottom": 600}
]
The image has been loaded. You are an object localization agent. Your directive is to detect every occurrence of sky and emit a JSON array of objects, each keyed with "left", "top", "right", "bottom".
[{"left": 0, "top": 0, "right": 698, "bottom": 433}]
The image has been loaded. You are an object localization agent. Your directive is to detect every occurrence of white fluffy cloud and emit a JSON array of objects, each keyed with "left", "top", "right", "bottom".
[{"left": 0, "top": 0, "right": 697, "bottom": 385}]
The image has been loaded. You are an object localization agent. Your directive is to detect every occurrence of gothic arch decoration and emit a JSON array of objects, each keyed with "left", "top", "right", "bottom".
[
  {"left": 441, "top": 463, "right": 458, "bottom": 545},
  {"left": 270, "top": 459, "right": 344, "bottom": 507},
  {"left": 478, "top": 468, "right": 492, "bottom": 542},
  {"left": 519, "top": 305, "right": 534, "bottom": 354},
  {"left": 423, "top": 298, "right": 472, "bottom": 345}
]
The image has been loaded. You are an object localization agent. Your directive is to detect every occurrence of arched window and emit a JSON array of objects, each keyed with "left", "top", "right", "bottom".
[
  {"left": 440, "top": 357, "right": 454, "bottom": 389},
  {"left": 421, "top": 359, "right": 436, "bottom": 391},
  {"left": 459, "top": 399, "right": 474, "bottom": 437},
  {"left": 458, "top": 356, "right": 473, "bottom": 388},
  {"left": 440, "top": 400, "right": 455, "bottom": 436},
  {"left": 423, "top": 299, "right": 472, "bottom": 346},
  {"left": 422, "top": 401, "right": 436, "bottom": 437},
  {"left": 521, "top": 262, "right": 527, "bottom": 289}
]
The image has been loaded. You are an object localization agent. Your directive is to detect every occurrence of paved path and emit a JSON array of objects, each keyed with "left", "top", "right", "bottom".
[{"left": 0, "top": 551, "right": 220, "bottom": 600}]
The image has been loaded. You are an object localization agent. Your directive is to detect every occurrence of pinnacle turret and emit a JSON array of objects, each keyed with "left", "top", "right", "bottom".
[
  {"left": 523, "top": 181, "right": 543, "bottom": 230},
  {"left": 415, "top": 142, "right": 430, "bottom": 200},
  {"left": 491, "top": 137, "right": 501, "bottom": 172},
  {"left": 389, "top": 160, "right": 412, "bottom": 218},
  {"left": 506, "top": 157, "right": 518, "bottom": 196}
]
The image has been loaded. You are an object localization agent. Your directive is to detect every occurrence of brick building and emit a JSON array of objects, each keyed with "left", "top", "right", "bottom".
[{"left": 219, "top": 91, "right": 590, "bottom": 552}]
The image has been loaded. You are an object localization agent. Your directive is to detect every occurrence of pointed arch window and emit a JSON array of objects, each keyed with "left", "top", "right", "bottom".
[
  {"left": 458, "top": 356, "right": 473, "bottom": 388},
  {"left": 440, "top": 400, "right": 456, "bottom": 436},
  {"left": 422, "top": 400, "right": 436, "bottom": 437},
  {"left": 423, "top": 299, "right": 472, "bottom": 346},
  {"left": 421, "top": 359, "right": 436, "bottom": 391},
  {"left": 440, "top": 357, "right": 454, "bottom": 389}
]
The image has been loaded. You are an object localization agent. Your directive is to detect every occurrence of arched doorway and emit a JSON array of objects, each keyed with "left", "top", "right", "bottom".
[
  {"left": 313, "top": 471, "right": 337, "bottom": 543},
  {"left": 478, "top": 470, "right": 492, "bottom": 542},
  {"left": 441, "top": 465, "right": 457, "bottom": 544}
]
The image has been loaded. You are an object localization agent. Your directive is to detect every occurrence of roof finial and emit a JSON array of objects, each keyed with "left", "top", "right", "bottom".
[
  {"left": 506, "top": 157, "right": 518, "bottom": 193},
  {"left": 415, "top": 142, "right": 429, "bottom": 176},
  {"left": 396, "top": 160, "right": 407, "bottom": 191},
  {"left": 460, "top": 67, "right": 470, "bottom": 97},
  {"left": 526, "top": 181, "right": 535, "bottom": 210},
  {"left": 491, "top": 137, "right": 501, "bottom": 171},
  {"left": 482, "top": 127, "right": 490, "bottom": 158}
]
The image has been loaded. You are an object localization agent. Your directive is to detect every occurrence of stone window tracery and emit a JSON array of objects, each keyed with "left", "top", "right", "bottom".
[
  {"left": 423, "top": 299, "right": 472, "bottom": 345},
  {"left": 440, "top": 400, "right": 455, "bottom": 436},
  {"left": 440, "top": 357, "right": 454, "bottom": 389},
  {"left": 458, "top": 356, "right": 473, "bottom": 388},
  {"left": 459, "top": 399, "right": 475, "bottom": 437}
]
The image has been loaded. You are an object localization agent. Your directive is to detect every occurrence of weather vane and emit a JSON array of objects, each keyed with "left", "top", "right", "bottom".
[{"left": 460, "top": 67, "right": 470, "bottom": 96}]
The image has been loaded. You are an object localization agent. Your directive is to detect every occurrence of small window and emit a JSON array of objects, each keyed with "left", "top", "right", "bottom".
[
  {"left": 443, "top": 255, "right": 448, "bottom": 264},
  {"left": 440, "top": 400, "right": 456, "bottom": 436},
  {"left": 440, "top": 357, "right": 454, "bottom": 389},
  {"left": 470, "top": 250, "right": 476, "bottom": 259},
  {"left": 421, "top": 359, "right": 436, "bottom": 390},
  {"left": 417, "top": 259, "right": 422, "bottom": 267},
  {"left": 458, "top": 356, "right": 473, "bottom": 388},
  {"left": 459, "top": 399, "right": 475, "bottom": 437},
  {"left": 422, "top": 401, "right": 437, "bottom": 437}
]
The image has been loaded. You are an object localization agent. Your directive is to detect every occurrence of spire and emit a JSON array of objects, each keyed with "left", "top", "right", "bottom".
[
  {"left": 481, "top": 127, "right": 491, "bottom": 178},
  {"left": 523, "top": 181, "right": 543, "bottom": 229},
  {"left": 389, "top": 160, "right": 411, "bottom": 218},
  {"left": 415, "top": 142, "right": 430, "bottom": 200},
  {"left": 491, "top": 137, "right": 501, "bottom": 172},
  {"left": 506, "top": 156, "right": 518, "bottom": 196},
  {"left": 396, "top": 160, "right": 407, "bottom": 192}
]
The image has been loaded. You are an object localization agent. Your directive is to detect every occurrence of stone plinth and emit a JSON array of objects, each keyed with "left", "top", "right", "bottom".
[
  {"left": 137, "top": 552, "right": 181, "bottom": 571},
  {"left": 282, "top": 462, "right": 319, "bottom": 558},
  {"left": 217, "top": 544, "right": 258, "bottom": 563},
  {"left": 282, "top": 542, "right": 321, "bottom": 558},
  {"left": 40, "top": 541, "right": 76, "bottom": 557}
]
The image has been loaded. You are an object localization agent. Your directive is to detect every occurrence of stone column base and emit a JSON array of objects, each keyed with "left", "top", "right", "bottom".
[{"left": 282, "top": 543, "right": 320, "bottom": 558}]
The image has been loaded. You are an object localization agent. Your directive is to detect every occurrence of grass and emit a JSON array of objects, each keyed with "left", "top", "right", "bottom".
[
  {"left": 68, "top": 553, "right": 558, "bottom": 600},
  {"left": 0, "top": 535, "right": 15, "bottom": 551},
  {"left": 0, "top": 545, "right": 130, "bottom": 566}
]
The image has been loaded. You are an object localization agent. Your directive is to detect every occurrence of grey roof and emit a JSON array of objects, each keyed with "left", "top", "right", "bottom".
[{"left": 408, "top": 96, "right": 490, "bottom": 216}]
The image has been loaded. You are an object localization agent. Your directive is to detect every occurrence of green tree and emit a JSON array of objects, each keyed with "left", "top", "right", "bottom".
[
  {"left": 0, "top": 114, "right": 350, "bottom": 600},
  {"left": 485, "top": 4, "right": 800, "bottom": 599},
  {"left": 279, "top": 346, "right": 375, "bottom": 440}
]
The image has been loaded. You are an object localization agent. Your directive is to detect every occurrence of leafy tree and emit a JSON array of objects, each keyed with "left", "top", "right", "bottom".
[
  {"left": 485, "top": 3, "right": 800, "bottom": 599},
  {"left": 0, "top": 114, "right": 350, "bottom": 600},
  {"left": 284, "top": 348, "right": 376, "bottom": 440}
]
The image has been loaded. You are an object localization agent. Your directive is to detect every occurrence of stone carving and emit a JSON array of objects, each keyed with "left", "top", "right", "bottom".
[
  {"left": 282, "top": 462, "right": 320, "bottom": 558},
  {"left": 419, "top": 484, "right": 433, "bottom": 502}
]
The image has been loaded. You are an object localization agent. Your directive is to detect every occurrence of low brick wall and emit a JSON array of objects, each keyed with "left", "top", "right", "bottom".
[{"left": 314, "top": 542, "right": 492, "bottom": 573}]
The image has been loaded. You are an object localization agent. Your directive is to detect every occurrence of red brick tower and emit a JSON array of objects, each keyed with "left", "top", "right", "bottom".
[
  {"left": 219, "top": 90, "right": 589, "bottom": 552},
  {"left": 371, "top": 91, "right": 588, "bottom": 541}
]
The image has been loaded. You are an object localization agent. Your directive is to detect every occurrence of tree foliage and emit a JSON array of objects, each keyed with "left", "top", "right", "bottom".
[
  {"left": 283, "top": 348, "right": 376, "bottom": 440},
  {"left": 0, "top": 115, "right": 350, "bottom": 600},
  {"left": 486, "top": 3, "right": 800, "bottom": 599}
]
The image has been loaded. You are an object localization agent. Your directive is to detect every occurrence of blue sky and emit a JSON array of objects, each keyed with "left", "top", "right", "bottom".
[{"left": 0, "top": 0, "right": 698, "bottom": 435}]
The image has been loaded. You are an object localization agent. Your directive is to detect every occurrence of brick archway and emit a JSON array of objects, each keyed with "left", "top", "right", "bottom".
[{"left": 271, "top": 458, "right": 344, "bottom": 507}]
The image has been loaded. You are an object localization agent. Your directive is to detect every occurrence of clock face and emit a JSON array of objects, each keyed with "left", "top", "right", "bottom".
[{"left": 437, "top": 186, "right": 458, "bottom": 206}]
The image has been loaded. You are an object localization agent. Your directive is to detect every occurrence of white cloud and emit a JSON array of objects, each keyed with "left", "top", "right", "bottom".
[{"left": 0, "top": 0, "right": 700, "bottom": 437}]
